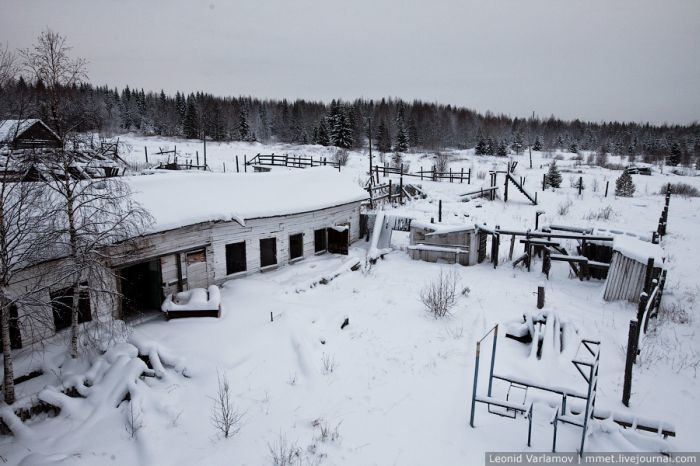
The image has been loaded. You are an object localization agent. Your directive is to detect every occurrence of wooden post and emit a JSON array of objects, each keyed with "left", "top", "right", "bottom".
[
  {"left": 203, "top": 140, "right": 207, "bottom": 168},
  {"left": 460, "top": 167, "right": 464, "bottom": 183},
  {"left": 504, "top": 172, "right": 509, "bottom": 202},
  {"left": 236, "top": 156, "right": 240, "bottom": 173},
  {"left": 542, "top": 173, "right": 546, "bottom": 191},
  {"left": 270, "top": 311, "right": 274, "bottom": 322},
  {"left": 244, "top": 155, "right": 247, "bottom": 172},
  {"left": 643, "top": 258, "right": 655, "bottom": 294},
  {"left": 399, "top": 175, "right": 404, "bottom": 204},
  {"left": 537, "top": 285, "right": 545, "bottom": 309},
  {"left": 144, "top": 146, "right": 148, "bottom": 164},
  {"left": 449, "top": 168, "right": 453, "bottom": 183},
  {"left": 605, "top": 180, "right": 609, "bottom": 197},
  {"left": 622, "top": 320, "right": 638, "bottom": 407},
  {"left": 578, "top": 176, "right": 583, "bottom": 196},
  {"left": 196, "top": 151, "right": 199, "bottom": 167},
  {"left": 438, "top": 199, "right": 442, "bottom": 222},
  {"left": 388, "top": 179, "right": 393, "bottom": 204},
  {"left": 509, "top": 234, "right": 515, "bottom": 260},
  {"left": 468, "top": 167, "right": 472, "bottom": 185},
  {"left": 420, "top": 166, "right": 424, "bottom": 181},
  {"left": 223, "top": 162, "right": 226, "bottom": 173},
  {"left": 492, "top": 232, "right": 500, "bottom": 269}
]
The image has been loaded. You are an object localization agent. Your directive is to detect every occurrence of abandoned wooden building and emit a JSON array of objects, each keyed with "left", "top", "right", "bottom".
[
  {"left": 408, "top": 221, "right": 479, "bottom": 266},
  {"left": 7, "top": 167, "right": 368, "bottom": 348},
  {"left": 0, "top": 119, "right": 62, "bottom": 150}
]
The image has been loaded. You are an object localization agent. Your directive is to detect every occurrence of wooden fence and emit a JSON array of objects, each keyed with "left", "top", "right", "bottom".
[{"left": 246, "top": 153, "right": 340, "bottom": 170}]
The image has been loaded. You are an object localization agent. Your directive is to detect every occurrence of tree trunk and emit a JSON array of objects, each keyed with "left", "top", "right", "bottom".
[
  {"left": 63, "top": 163, "right": 80, "bottom": 358},
  {"left": 1, "top": 294, "right": 15, "bottom": 404},
  {"left": 70, "top": 281, "right": 80, "bottom": 358}
]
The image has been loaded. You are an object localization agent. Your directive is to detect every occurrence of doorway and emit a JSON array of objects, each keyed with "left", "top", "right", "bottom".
[
  {"left": 119, "top": 258, "right": 163, "bottom": 319},
  {"left": 327, "top": 225, "right": 349, "bottom": 255}
]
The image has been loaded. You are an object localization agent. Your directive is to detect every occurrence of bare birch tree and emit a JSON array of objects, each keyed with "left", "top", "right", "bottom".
[
  {"left": 20, "top": 28, "right": 87, "bottom": 139},
  {"left": 0, "top": 152, "right": 57, "bottom": 403},
  {"left": 42, "top": 144, "right": 152, "bottom": 357}
]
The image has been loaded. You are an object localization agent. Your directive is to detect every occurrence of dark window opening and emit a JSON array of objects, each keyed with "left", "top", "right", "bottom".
[
  {"left": 260, "top": 237, "right": 277, "bottom": 267},
  {"left": 289, "top": 233, "right": 304, "bottom": 260},
  {"left": 51, "top": 283, "right": 92, "bottom": 331},
  {"left": 314, "top": 228, "right": 327, "bottom": 253},
  {"left": 119, "top": 259, "right": 163, "bottom": 319},
  {"left": 226, "top": 242, "right": 247, "bottom": 275},
  {"left": 327, "top": 224, "right": 350, "bottom": 255}
]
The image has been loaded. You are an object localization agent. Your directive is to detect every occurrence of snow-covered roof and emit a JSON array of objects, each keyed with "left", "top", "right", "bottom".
[
  {"left": 0, "top": 119, "right": 60, "bottom": 143},
  {"left": 128, "top": 167, "right": 368, "bottom": 233}
]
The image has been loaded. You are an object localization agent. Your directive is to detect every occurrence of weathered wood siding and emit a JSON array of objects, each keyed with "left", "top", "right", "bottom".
[
  {"left": 8, "top": 201, "right": 362, "bottom": 347},
  {"left": 408, "top": 226, "right": 477, "bottom": 266},
  {"left": 603, "top": 251, "right": 661, "bottom": 302}
]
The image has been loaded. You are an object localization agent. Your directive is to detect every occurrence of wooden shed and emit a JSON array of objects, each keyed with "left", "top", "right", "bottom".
[
  {"left": 603, "top": 236, "right": 664, "bottom": 302},
  {"left": 6, "top": 167, "right": 368, "bottom": 346},
  {"left": 0, "top": 119, "right": 62, "bottom": 149},
  {"left": 407, "top": 222, "right": 478, "bottom": 266}
]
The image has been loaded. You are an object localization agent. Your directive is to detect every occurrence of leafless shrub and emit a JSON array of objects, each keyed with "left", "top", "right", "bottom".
[
  {"left": 557, "top": 199, "right": 573, "bottom": 216},
  {"left": 333, "top": 149, "right": 349, "bottom": 167},
  {"left": 658, "top": 302, "right": 691, "bottom": 325},
  {"left": 434, "top": 152, "right": 450, "bottom": 173},
  {"left": 211, "top": 371, "right": 243, "bottom": 438},
  {"left": 268, "top": 433, "right": 302, "bottom": 466},
  {"left": 124, "top": 401, "right": 144, "bottom": 439},
  {"left": 583, "top": 205, "right": 614, "bottom": 220},
  {"left": 420, "top": 269, "right": 459, "bottom": 318},
  {"left": 321, "top": 353, "right": 336, "bottom": 374},
  {"left": 662, "top": 183, "right": 699, "bottom": 198},
  {"left": 312, "top": 418, "right": 341, "bottom": 443}
]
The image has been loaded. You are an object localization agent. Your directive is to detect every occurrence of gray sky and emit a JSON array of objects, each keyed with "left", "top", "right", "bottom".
[{"left": 1, "top": 0, "right": 699, "bottom": 124}]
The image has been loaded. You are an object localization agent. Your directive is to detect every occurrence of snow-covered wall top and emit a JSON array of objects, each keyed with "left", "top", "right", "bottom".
[
  {"left": 128, "top": 167, "right": 368, "bottom": 233},
  {"left": 612, "top": 235, "right": 665, "bottom": 264}
]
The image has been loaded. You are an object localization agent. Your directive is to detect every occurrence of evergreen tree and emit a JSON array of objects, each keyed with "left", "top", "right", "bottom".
[
  {"left": 546, "top": 161, "right": 562, "bottom": 188},
  {"left": 486, "top": 137, "right": 495, "bottom": 155},
  {"left": 511, "top": 132, "right": 524, "bottom": 154},
  {"left": 497, "top": 140, "right": 508, "bottom": 156},
  {"left": 316, "top": 119, "right": 330, "bottom": 146},
  {"left": 615, "top": 171, "right": 636, "bottom": 197},
  {"left": 407, "top": 118, "right": 419, "bottom": 147},
  {"left": 569, "top": 141, "right": 578, "bottom": 153},
  {"left": 183, "top": 95, "right": 200, "bottom": 139},
  {"left": 532, "top": 136, "right": 542, "bottom": 151},
  {"left": 668, "top": 142, "right": 681, "bottom": 166},
  {"left": 377, "top": 120, "right": 391, "bottom": 153},
  {"left": 475, "top": 138, "right": 487, "bottom": 155},
  {"left": 394, "top": 125, "right": 409, "bottom": 152},
  {"left": 238, "top": 108, "right": 250, "bottom": 141},
  {"left": 329, "top": 105, "right": 353, "bottom": 149}
]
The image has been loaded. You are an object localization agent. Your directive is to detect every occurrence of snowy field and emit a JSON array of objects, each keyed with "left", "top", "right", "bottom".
[{"left": 2, "top": 135, "right": 700, "bottom": 465}]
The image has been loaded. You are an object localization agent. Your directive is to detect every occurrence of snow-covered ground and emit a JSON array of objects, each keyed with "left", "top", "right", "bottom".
[{"left": 2, "top": 135, "right": 700, "bottom": 465}]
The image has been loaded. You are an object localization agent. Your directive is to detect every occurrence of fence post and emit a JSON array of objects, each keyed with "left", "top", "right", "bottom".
[
  {"left": 389, "top": 179, "right": 393, "bottom": 205},
  {"left": 399, "top": 175, "right": 404, "bottom": 204},
  {"left": 468, "top": 167, "right": 472, "bottom": 185},
  {"left": 236, "top": 155, "right": 239, "bottom": 173},
  {"left": 420, "top": 166, "right": 424, "bottom": 181},
  {"left": 438, "top": 199, "right": 442, "bottom": 222},
  {"left": 578, "top": 176, "right": 583, "bottom": 195},
  {"left": 244, "top": 155, "right": 247, "bottom": 172},
  {"left": 144, "top": 146, "right": 148, "bottom": 164},
  {"left": 461, "top": 167, "right": 464, "bottom": 183},
  {"left": 449, "top": 168, "right": 453, "bottom": 183},
  {"left": 196, "top": 151, "right": 199, "bottom": 167},
  {"left": 537, "top": 285, "right": 545, "bottom": 309},
  {"left": 542, "top": 173, "right": 546, "bottom": 191},
  {"left": 469, "top": 340, "right": 481, "bottom": 427},
  {"left": 605, "top": 180, "right": 609, "bottom": 197},
  {"left": 643, "top": 258, "right": 655, "bottom": 294},
  {"left": 622, "top": 320, "right": 638, "bottom": 407}
]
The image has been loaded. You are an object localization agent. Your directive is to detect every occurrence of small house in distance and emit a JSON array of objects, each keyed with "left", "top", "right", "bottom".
[
  {"left": 0, "top": 119, "right": 62, "bottom": 149},
  {"left": 408, "top": 222, "right": 479, "bottom": 266}
]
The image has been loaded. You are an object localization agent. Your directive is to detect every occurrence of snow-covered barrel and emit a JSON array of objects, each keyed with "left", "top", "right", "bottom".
[{"left": 602, "top": 236, "right": 664, "bottom": 302}]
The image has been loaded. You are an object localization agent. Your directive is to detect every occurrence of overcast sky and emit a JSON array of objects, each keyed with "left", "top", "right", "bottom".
[{"left": 1, "top": 0, "right": 698, "bottom": 124}]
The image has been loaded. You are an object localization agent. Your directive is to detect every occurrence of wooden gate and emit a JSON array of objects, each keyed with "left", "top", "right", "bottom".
[{"left": 185, "top": 248, "right": 209, "bottom": 289}]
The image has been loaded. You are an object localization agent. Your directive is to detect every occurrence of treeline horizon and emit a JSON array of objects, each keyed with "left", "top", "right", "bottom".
[{"left": 1, "top": 77, "right": 699, "bottom": 165}]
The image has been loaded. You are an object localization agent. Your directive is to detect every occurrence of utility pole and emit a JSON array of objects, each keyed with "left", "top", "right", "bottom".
[
  {"left": 367, "top": 117, "right": 373, "bottom": 185},
  {"left": 528, "top": 110, "right": 534, "bottom": 169}
]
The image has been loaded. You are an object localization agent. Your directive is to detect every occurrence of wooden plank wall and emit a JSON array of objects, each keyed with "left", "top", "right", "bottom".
[{"left": 603, "top": 252, "right": 654, "bottom": 302}]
